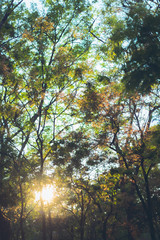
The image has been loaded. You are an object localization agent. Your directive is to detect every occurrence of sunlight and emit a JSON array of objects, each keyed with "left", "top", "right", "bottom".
[{"left": 35, "top": 185, "right": 54, "bottom": 204}]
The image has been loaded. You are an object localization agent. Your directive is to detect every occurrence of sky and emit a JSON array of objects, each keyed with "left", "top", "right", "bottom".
[{"left": 23, "top": 0, "right": 43, "bottom": 11}]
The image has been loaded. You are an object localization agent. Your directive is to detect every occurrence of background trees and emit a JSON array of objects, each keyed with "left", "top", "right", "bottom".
[{"left": 0, "top": 0, "right": 160, "bottom": 240}]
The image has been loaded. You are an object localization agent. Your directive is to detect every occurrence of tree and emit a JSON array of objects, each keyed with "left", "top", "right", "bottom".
[
  {"left": 79, "top": 80, "right": 160, "bottom": 239},
  {"left": 1, "top": 1, "right": 160, "bottom": 239},
  {"left": 97, "top": 0, "right": 160, "bottom": 92},
  {"left": 86, "top": 172, "right": 120, "bottom": 240},
  {"left": 0, "top": 0, "right": 96, "bottom": 239}
]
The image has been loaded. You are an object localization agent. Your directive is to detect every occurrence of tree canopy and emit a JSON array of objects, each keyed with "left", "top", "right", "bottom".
[{"left": 0, "top": 0, "right": 160, "bottom": 240}]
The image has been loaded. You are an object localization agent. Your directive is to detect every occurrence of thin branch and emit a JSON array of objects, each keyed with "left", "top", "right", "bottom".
[
  {"left": 0, "top": 0, "right": 23, "bottom": 31},
  {"left": 89, "top": 20, "right": 106, "bottom": 44}
]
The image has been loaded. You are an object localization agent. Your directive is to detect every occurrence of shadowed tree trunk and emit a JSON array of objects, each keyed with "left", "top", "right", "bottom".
[{"left": 0, "top": 210, "right": 11, "bottom": 240}]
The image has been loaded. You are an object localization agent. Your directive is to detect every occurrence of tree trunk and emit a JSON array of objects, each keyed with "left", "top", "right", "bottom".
[
  {"left": 41, "top": 198, "right": 47, "bottom": 240},
  {"left": 20, "top": 218, "right": 25, "bottom": 240},
  {"left": 40, "top": 188, "right": 46, "bottom": 240},
  {"left": 141, "top": 164, "right": 156, "bottom": 240},
  {"left": 147, "top": 211, "right": 156, "bottom": 240},
  {"left": 19, "top": 182, "right": 25, "bottom": 240},
  {"left": 80, "top": 225, "right": 84, "bottom": 240},
  {"left": 0, "top": 211, "right": 11, "bottom": 240},
  {"left": 102, "top": 220, "right": 107, "bottom": 240},
  {"left": 71, "top": 225, "right": 74, "bottom": 240},
  {"left": 48, "top": 210, "right": 52, "bottom": 240},
  {"left": 80, "top": 191, "right": 84, "bottom": 240}
]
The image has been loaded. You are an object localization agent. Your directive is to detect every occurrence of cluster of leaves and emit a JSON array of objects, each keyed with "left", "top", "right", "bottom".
[{"left": 98, "top": 0, "right": 160, "bottom": 92}]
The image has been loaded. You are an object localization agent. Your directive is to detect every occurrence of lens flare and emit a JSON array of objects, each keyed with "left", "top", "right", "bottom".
[{"left": 35, "top": 185, "right": 54, "bottom": 204}]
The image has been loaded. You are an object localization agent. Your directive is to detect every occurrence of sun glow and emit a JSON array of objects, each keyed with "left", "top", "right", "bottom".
[{"left": 35, "top": 185, "right": 54, "bottom": 204}]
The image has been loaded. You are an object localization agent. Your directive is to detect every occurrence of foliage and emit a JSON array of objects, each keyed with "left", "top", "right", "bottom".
[
  {"left": 98, "top": 0, "right": 160, "bottom": 92},
  {"left": 0, "top": 0, "right": 160, "bottom": 240}
]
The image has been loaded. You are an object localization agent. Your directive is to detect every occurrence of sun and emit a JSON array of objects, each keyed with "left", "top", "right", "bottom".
[{"left": 35, "top": 185, "right": 54, "bottom": 204}]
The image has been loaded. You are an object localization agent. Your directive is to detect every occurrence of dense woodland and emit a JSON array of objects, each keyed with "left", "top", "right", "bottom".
[{"left": 0, "top": 0, "right": 160, "bottom": 240}]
